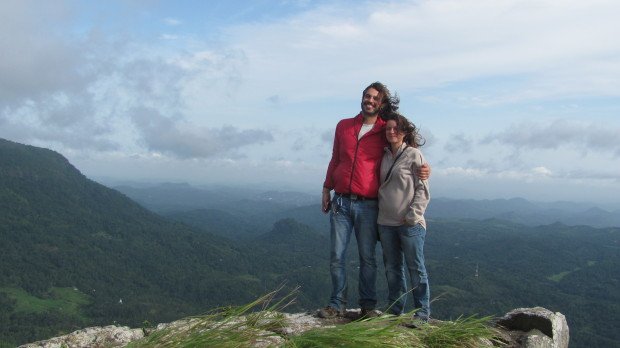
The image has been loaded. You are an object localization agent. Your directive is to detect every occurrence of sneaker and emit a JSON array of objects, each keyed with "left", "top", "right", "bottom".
[
  {"left": 410, "top": 315, "right": 429, "bottom": 327},
  {"left": 413, "top": 313, "right": 429, "bottom": 322},
  {"left": 360, "top": 308, "right": 382, "bottom": 319},
  {"left": 317, "top": 306, "right": 342, "bottom": 319},
  {"left": 401, "top": 316, "right": 429, "bottom": 329}
]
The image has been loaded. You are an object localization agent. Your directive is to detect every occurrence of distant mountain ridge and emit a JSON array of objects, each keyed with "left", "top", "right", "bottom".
[
  {"left": 426, "top": 197, "right": 620, "bottom": 228},
  {"left": 114, "top": 183, "right": 318, "bottom": 213},
  {"left": 114, "top": 182, "right": 620, "bottom": 230}
]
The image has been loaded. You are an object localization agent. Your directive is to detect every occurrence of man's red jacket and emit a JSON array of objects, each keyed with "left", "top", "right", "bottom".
[{"left": 323, "top": 113, "right": 387, "bottom": 198}]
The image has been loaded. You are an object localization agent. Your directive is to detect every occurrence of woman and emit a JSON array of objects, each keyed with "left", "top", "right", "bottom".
[{"left": 378, "top": 112, "right": 430, "bottom": 321}]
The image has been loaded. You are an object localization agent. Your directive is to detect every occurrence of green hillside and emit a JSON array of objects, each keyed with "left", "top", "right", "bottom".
[
  {"left": 424, "top": 219, "right": 620, "bottom": 347},
  {"left": 0, "top": 139, "right": 267, "bottom": 345}
]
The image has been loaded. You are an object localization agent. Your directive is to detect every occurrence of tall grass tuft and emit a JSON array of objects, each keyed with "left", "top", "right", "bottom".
[
  {"left": 286, "top": 315, "right": 421, "bottom": 348},
  {"left": 128, "top": 288, "right": 504, "bottom": 348},
  {"left": 419, "top": 315, "right": 502, "bottom": 348},
  {"left": 287, "top": 314, "right": 503, "bottom": 348},
  {"left": 127, "top": 286, "right": 296, "bottom": 348}
]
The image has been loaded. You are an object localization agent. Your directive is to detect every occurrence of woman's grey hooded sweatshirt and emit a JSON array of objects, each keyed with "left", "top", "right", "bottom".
[{"left": 378, "top": 143, "right": 430, "bottom": 228}]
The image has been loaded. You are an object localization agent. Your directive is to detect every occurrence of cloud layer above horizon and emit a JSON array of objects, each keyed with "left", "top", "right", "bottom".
[{"left": 1, "top": 0, "right": 619, "bottom": 203}]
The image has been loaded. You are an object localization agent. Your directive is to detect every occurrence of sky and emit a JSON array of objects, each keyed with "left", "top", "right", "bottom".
[{"left": 1, "top": 0, "right": 620, "bottom": 207}]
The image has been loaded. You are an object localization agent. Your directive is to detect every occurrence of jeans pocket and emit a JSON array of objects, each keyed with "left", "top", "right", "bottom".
[
  {"left": 331, "top": 195, "right": 341, "bottom": 215},
  {"left": 404, "top": 223, "right": 425, "bottom": 237}
]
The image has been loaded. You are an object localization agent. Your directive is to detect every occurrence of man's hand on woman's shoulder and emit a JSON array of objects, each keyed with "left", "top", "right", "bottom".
[{"left": 417, "top": 163, "right": 431, "bottom": 180}]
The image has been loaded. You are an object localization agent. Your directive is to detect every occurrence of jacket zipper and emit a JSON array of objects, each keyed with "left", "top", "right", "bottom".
[
  {"left": 348, "top": 119, "right": 366, "bottom": 194},
  {"left": 348, "top": 138, "right": 361, "bottom": 194}
]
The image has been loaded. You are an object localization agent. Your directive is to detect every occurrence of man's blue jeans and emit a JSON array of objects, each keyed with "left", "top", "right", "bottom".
[
  {"left": 379, "top": 223, "right": 430, "bottom": 318},
  {"left": 328, "top": 195, "right": 378, "bottom": 311}
]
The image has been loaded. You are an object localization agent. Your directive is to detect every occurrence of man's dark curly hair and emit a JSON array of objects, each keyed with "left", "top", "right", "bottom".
[{"left": 363, "top": 81, "right": 400, "bottom": 119}]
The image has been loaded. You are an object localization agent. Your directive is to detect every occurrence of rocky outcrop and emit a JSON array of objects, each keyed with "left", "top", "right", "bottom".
[
  {"left": 20, "top": 307, "right": 569, "bottom": 348},
  {"left": 18, "top": 313, "right": 325, "bottom": 348},
  {"left": 495, "top": 307, "right": 569, "bottom": 348},
  {"left": 18, "top": 325, "right": 144, "bottom": 348}
]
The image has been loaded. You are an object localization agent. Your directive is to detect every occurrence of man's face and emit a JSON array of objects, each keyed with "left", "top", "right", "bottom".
[{"left": 361, "top": 88, "right": 382, "bottom": 117}]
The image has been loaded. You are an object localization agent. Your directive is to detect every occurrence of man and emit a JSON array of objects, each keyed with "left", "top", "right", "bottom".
[{"left": 318, "top": 82, "right": 430, "bottom": 318}]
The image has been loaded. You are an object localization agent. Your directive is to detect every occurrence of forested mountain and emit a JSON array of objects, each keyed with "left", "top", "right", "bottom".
[
  {"left": 2, "top": 139, "right": 619, "bottom": 347},
  {"left": 165, "top": 208, "right": 262, "bottom": 240},
  {"left": 0, "top": 139, "right": 269, "bottom": 346},
  {"left": 426, "top": 219, "right": 619, "bottom": 347}
]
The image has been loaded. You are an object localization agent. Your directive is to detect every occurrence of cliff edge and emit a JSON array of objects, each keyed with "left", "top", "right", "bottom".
[{"left": 21, "top": 307, "right": 568, "bottom": 348}]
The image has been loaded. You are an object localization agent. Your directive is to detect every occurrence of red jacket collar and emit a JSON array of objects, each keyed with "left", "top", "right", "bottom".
[{"left": 354, "top": 112, "right": 386, "bottom": 132}]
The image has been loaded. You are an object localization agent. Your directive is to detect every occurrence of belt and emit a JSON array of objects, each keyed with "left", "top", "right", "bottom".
[{"left": 335, "top": 192, "right": 378, "bottom": 201}]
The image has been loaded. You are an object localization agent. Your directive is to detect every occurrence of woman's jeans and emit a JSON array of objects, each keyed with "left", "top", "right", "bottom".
[
  {"left": 328, "top": 195, "right": 378, "bottom": 311},
  {"left": 379, "top": 223, "right": 430, "bottom": 318}
]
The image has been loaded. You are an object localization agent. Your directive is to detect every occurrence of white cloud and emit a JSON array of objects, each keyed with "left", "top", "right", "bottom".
[
  {"left": 0, "top": 3, "right": 263, "bottom": 157},
  {"left": 532, "top": 166, "right": 552, "bottom": 177},
  {"left": 444, "top": 133, "right": 473, "bottom": 153},
  {"left": 130, "top": 107, "right": 273, "bottom": 159},
  {"left": 0, "top": 1, "right": 88, "bottom": 104},
  {"left": 482, "top": 119, "right": 620, "bottom": 156},
  {"left": 442, "top": 166, "right": 553, "bottom": 182},
  {"left": 442, "top": 166, "right": 486, "bottom": 178},
  {"left": 163, "top": 18, "right": 181, "bottom": 26},
  {"left": 223, "top": 0, "right": 620, "bottom": 103}
]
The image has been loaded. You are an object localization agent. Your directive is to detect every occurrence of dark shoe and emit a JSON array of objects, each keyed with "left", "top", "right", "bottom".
[
  {"left": 410, "top": 315, "right": 429, "bottom": 327},
  {"left": 401, "top": 316, "right": 429, "bottom": 329},
  {"left": 360, "top": 308, "right": 382, "bottom": 319},
  {"left": 317, "top": 306, "right": 342, "bottom": 319},
  {"left": 413, "top": 313, "right": 429, "bottom": 322}
]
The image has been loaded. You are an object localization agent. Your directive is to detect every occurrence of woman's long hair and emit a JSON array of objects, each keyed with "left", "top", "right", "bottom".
[{"left": 385, "top": 112, "right": 426, "bottom": 148}]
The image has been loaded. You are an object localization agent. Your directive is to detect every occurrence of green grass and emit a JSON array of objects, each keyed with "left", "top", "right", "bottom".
[
  {"left": 128, "top": 287, "right": 294, "bottom": 348},
  {"left": 0, "top": 340, "right": 16, "bottom": 348},
  {"left": 0, "top": 286, "right": 90, "bottom": 317},
  {"left": 287, "top": 316, "right": 422, "bottom": 347},
  {"left": 547, "top": 260, "right": 598, "bottom": 282},
  {"left": 128, "top": 287, "right": 504, "bottom": 348},
  {"left": 287, "top": 314, "right": 501, "bottom": 348},
  {"left": 547, "top": 271, "right": 572, "bottom": 282},
  {"left": 419, "top": 316, "right": 500, "bottom": 348}
]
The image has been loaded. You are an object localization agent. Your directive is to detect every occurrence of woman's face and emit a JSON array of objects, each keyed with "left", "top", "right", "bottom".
[{"left": 385, "top": 120, "right": 405, "bottom": 145}]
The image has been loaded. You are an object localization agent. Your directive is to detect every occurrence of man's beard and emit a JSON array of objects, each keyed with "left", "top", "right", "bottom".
[{"left": 362, "top": 102, "right": 380, "bottom": 116}]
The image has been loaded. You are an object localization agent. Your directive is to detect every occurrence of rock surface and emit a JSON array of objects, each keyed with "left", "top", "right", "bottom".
[
  {"left": 19, "top": 325, "right": 144, "bottom": 348},
  {"left": 20, "top": 307, "right": 569, "bottom": 348},
  {"left": 495, "top": 307, "right": 569, "bottom": 348}
]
